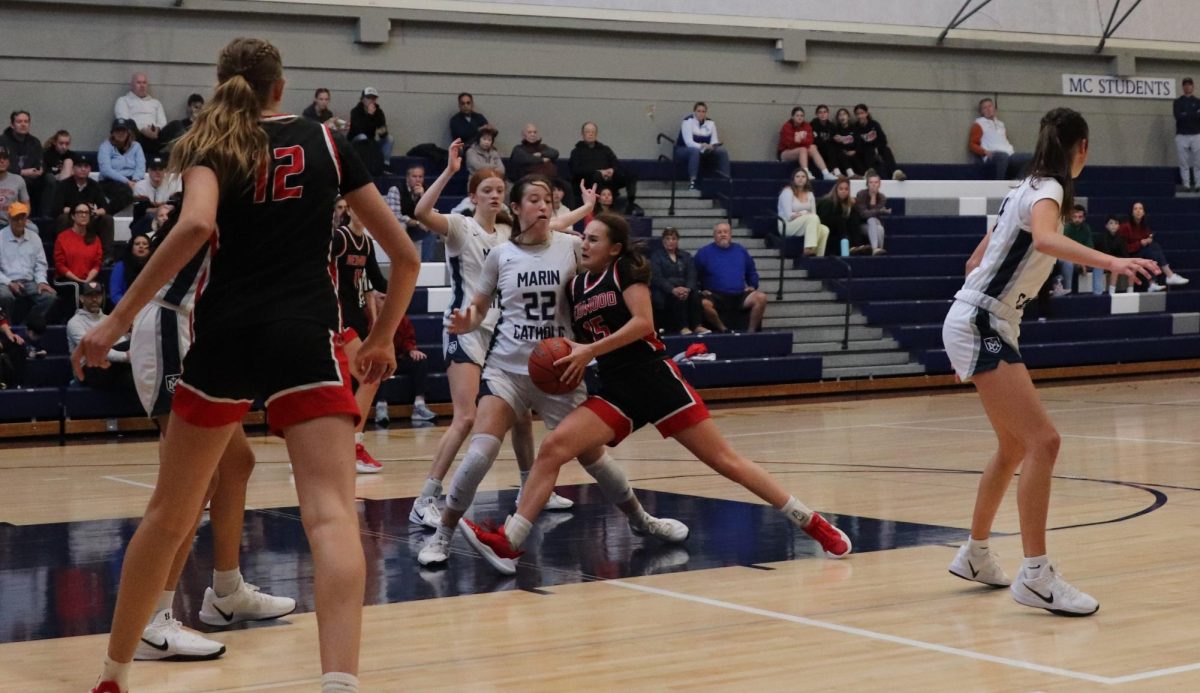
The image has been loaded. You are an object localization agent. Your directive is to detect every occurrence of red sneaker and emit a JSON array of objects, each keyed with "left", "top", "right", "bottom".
[
  {"left": 355, "top": 443, "right": 382, "bottom": 474},
  {"left": 91, "top": 681, "right": 124, "bottom": 693},
  {"left": 459, "top": 518, "right": 523, "bottom": 575},
  {"left": 803, "top": 513, "right": 852, "bottom": 559}
]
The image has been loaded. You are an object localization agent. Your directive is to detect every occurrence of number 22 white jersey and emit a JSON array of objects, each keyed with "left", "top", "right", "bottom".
[
  {"left": 443, "top": 213, "right": 511, "bottom": 333},
  {"left": 476, "top": 232, "right": 582, "bottom": 374}
]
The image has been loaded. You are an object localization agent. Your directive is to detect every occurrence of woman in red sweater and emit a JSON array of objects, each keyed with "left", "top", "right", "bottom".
[
  {"left": 55, "top": 203, "right": 103, "bottom": 285},
  {"left": 1119, "top": 201, "right": 1188, "bottom": 290},
  {"left": 778, "top": 106, "right": 835, "bottom": 180}
]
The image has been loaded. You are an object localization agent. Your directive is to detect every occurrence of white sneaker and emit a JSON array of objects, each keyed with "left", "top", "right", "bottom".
[
  {"left": 831, "top": 168, "right": 844, "bottom": 178},
  {"left": 630, "top": 515, "right": 689, "bottom": 543},
  {"left": 1125, "top": 285, "right": 1135, "bottom": 293},
  {"left": 821, "top": 170, "right": 837, "bottom": 181},
  {"left": 543, "top": 492, "right": 574, "bottom": 511},
  {"left": 418, "top": 535, "right": 450, "bottom": 566},
  {"left": 1010, "top": 562, "right": 1099, "bottom": 616},
  {"left": 1166, "top": 273, "right": 1189, "bottom": 286},
  {"left": 411, "top": 402, "right": 437, "bottom": 421},
  {"left": 1148, "top": 282, "right": 1165, "bottom": 292},
  {"left": 1107, "top": 285, "right": 1116, "bottom": 295},
  {"left": 135, "top": 609, "right": 225, "bottom": 661},
  {"left": 198, "top": 583, "right": 296, "bottom": 627},
  {"left": 948, "top": 545, "right": 1011, "bottom": 587},
  {"left": 409, "top": 495, "right": 442, "bottom": 529}
]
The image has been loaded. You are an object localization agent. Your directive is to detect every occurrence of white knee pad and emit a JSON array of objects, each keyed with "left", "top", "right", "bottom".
[
  {"left": 583, "top": 453, "right": 634, "bottom": 506},
  {"left": 445, "top": 433, "right": 502, "bottom": 512}
]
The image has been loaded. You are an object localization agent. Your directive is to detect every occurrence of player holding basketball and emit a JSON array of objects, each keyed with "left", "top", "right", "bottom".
[
  {"left": 332, "top": 204, "right": 391, "bottom": 473},
  {"left": 942, "top": 108, "right": 1156, "bottom": 616},
  {"left": 78, "top": 38, "right": 419, "bottom": 693},
  {"left": 417, "top": 175, "right": 688, "bottom": 567},
  {"left": 123, "top": 206, "right": 296, "bottom": 662},
  {"left": 460, "top": 213, "right": 852, "bottom": 574},
  {"left": 406, "top": 140, "right": 588, "bottom": 527}
]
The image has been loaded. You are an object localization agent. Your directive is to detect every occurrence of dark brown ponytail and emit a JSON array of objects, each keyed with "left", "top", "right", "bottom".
[
  {"left": 593, "top": 212, "right": 650, "bottom": 283},
  {"left": 1027, "top": 107, "right": 1089, "bottom": 220}
]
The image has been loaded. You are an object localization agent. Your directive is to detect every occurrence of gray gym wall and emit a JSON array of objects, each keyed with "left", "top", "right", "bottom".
[{"left": 5, "top": 0, "right": 1199, "bottom": 169}]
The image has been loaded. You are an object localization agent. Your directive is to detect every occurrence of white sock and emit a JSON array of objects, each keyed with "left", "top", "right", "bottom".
[
  {"left": 779, "top": 496, "right": 813, "bottom": 527},
  {"left": 101, "top": 656, "right": 130, "bottom": 691},
  {"left": 355, "top": 432, "right": 364, "bottom": 445},
  {"left": 1022, "top": 554, "right": 1049, "bottom": 572},
  {"left": 414, "top": 395, "right": 426, "bottom": 405},
  {"left": 154, "top": 590, "right": 175, "bottom": 614},
  {"left": 627, "top": 506, "right": 653, "bottom": 530},
  {"left": 419, "top": 478, "right": 442, "bottom": 499},
  {"left": 504, "top": 514, "right": 533, "bottom": 550},
  {"left": 435, "top": 523, "right": 454, "bottom": 542},
  {"left": 321, "top": 672, "right": 359, "bottom": 693},
  {"left": 966, "top": 537, "right": 990, "bottom": 554},
  {"left": 213, "top": 568, "right": 243, "bottom": 598},
  {"left": 519, "top": 470, "right": 530, "bottom": 486}
]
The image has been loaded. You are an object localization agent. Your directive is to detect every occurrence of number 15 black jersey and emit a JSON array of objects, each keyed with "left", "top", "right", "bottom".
[
  {"left": 569, "top": 256, "right": 665, "bottom": 377},
  {"left": 193, "top": 115, "right": 372, "bottom": 334}
]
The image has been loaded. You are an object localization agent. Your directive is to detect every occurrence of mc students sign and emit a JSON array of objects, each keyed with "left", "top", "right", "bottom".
[{"left": 1062, "top": 74, "right": 1176, "bottom": 99}]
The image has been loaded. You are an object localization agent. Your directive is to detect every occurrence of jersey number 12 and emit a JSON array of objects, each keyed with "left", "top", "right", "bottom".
[{"left": 254, "top": 145, "right": 306, "bottom": 204}]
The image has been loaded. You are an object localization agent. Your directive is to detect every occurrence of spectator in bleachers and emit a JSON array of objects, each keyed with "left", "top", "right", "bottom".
[
  {"left": 0, "top": 304, "right": 27, "bottom": 389},
  {"left": 854, "top": 170, "right": 890, "bottom": 255},
  {"left": 853, "top": 104, "right": 904, "bottom": 181},
  {"left": 160, "top": 93, "right": 205, "bottom": 144},
  {"left": 811, "top": 105, "right": 845, "bottom": 177},
  {"left": 0, "top": 149, "right": 30, "bottom": 227},
  {"left": 132, "top": 156, "right": 181, "bottom": 220},
  {"left": 53, "top": 154, "right": 111, "bottom": 250},
  {"left": 777, "top": 168, "right": 829, "bottom": 256},
  {"left": 40, "top": 130, "right": 75, "bottom": 218},
  {"left": 818, "top": 177, "right": 869, "bottom": 255},
  {"left": 676, "top": 102, "right": 731, "bottom": 190},
  {"left": 349, "top": 87, "right": 394, "bottom": 167},
  {"left": 386, "top": 165, "right": 436, "bottom": 261},
  {"left": 550, "top": 178, "right": 573, "bottom": 222},
  {"left": 97, "top": 118, "right": 144, "bottom": 215},
  {"left": 302, "top": 88, "right": 337, "bottom": 127},
  {"left": 0, "top": 202, "right": 56, "bottom": 327},
  {"left": 695, "top": 221, "right": 768, "bottom": 332},
  {"left": 1097, "top": 214, "right": 1128, "bottom": 294},
  {"left": 1059, "top": 204, "right": 1104, "bottom": 294},
  {"left": 54, "top": 203, "right": 102, "bottom": 285},
  {"left": 777, "top": 106, "right": 835, "bottom": 180},
  {"left": 509, "top": 123, "right": 560, "bottom": 180},
  {"left": 0, "top": 111, "right": 45, "bottom": 214},
  {"left": 391, "top": 312, "right": 436, "bottom": 421},
  {"left": 969, "top": 98, "right": 1031, "bottom": 180},
  {"left": 591, "top": 187, "right": 628, "bottom": 219},
  {"left": 1119, "top": 201, "right": 1189, "bottom": 291},
  {"left": 832, "top": 108, "right": 861, "bottom": 178},
  {"left": 114, "top": 72, "right": 167, "bottom": 158},
  {"left": 650, "top": 227, "right": 707, "bottom": 335},
  {"left": 109, "top": 232, "right": 149, "bottom": 305},
  {"left": 449, "top": 92, "right": 489, "bottom": 145},
  {"left": 67, "top": 280, "right": 132, "bottom": 391},
  {"left": 1173, "top": 77, "right": 1200, "bottom": 191},
  {"left": 465, "top": 124, "right": 504, "bottom": 176},
  {"left": 569, "top": 122, "right": 638, "bottom": 207}
]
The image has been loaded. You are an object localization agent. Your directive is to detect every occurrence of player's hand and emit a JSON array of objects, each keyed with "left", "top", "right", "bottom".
[
  {"left": 447, "top": 305, "right": 475, "bottom": 334},
  {"left": 553, "top": 340, "right": 593, "bottom": 388},
  {"left": 408, "top": 349, "right": 426, "bottom": 361},
  {"left": 71, "top": 315, "right": 128, "bottom": 381},
  {"left": 1108, "top": 256, "right": 1159, "bottom": 285},
  {"left": 447, "top": 139, "right": 464, "bottom": 174},
  {"left": 354, "top": 334, "right": 396, "bottom": 384},
  {"left": 8, "top": 332, "right": 24, "bottom": 347},
  {"left": 578, "top": 181, "right": 598, "bottom": 208}
]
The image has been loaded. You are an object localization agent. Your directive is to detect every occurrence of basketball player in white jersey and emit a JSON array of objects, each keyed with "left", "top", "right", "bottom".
[
  {"left": 417, "top": 174, "right": 688, "bottom": 566},
  {"left": 942, "top": 108, "right": 1157, "bottom": 616},
  {"left": 407, "top": 140, "right": 595, "bottom": 529},
  {"left": 127, "top": 207, "right": 295, "bottom": 661}
]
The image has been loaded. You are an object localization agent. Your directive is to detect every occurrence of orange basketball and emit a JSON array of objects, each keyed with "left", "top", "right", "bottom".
[{"left": 528, "top": 337, "right": 575, "bottom": 394}]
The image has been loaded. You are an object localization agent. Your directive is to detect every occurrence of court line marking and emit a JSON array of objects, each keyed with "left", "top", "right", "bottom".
[
  {"left": 607, "top": 580, "right": 1118, "bottom": 685},
  {"left": 101, "top": 475, "right": 156, "bottom": 490},
  {"left": 1110, "top": 662, "right": 1200, "bottom": 684}
]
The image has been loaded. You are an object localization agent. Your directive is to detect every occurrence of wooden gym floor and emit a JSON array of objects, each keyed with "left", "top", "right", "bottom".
[{"left": 2, "top": 375, "right": 1199, "bottom": 692}]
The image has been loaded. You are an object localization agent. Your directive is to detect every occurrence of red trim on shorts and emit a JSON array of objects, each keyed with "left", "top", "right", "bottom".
[
  {"left": 265, "top": 340, "right": 359, "bottom": 437},
  {"left": 171, "top": 382, "right": 252, "bottom": 428},
  {"left": 341, "top": 327, "right": 359, "bottom": 343},
  {"left": 654, "top": 360, "right": 710, "bottom": 438},
  {"left": 582, "top": 396, "right": 634, "bottom": 446}
]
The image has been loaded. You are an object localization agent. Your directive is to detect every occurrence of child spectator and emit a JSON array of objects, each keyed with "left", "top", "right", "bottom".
[
  {"left": 778, "top": 106, "right": 835, "bottom": 180},
  {"left": 854, "top": 170, "right": 890, "bottom": 255},
  {"left": 1060, "top": 205, "right": 1105, "bottom": 294},
  {"left": 1096, "top": 214, "right": 1128, "bottom": 294},
  {"left": 777, "top": 168, "right": 829, "bottom": 256},
  {"left": 818, "top": 177, "right": 868, "bottom": 255},
  {"left": 1119, "top": 201, "right": 1188, "bottom": 291}
]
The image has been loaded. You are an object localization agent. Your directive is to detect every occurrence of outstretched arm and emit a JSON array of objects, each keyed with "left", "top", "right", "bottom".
[
  {"left": 413, "top": 139, "right": 465, "bottom": 237},
  {"left": 549, "top": 181, "right": 597, "bottom": 232}
]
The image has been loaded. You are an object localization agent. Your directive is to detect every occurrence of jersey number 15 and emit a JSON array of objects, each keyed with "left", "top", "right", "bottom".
[{"left": 255, "top": 145, "right": 306, "bottom": 204}]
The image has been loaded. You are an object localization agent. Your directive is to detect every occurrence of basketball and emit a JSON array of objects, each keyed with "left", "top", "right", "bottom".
[{"left": 528, "top": 337, "right": 575, "bottom": 394}]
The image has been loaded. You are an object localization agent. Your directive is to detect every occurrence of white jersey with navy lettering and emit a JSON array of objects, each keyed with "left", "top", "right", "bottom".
[
  {"left": 443, "top": 214, "right": 511, "bottom": 333},
  {"left": 476, "top": 232, "right": 582, "bottom": 375},
  {"left": 957, "top": 176, "right": 1064, "bottom": 323}
]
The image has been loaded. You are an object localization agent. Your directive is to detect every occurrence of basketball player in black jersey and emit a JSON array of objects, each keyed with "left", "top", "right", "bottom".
[
  {"left": 462, "top": 213, "right": 852, "bottom": 573},
  {"left": 77, "top": 38, "right": 419, "bottom": 693}
]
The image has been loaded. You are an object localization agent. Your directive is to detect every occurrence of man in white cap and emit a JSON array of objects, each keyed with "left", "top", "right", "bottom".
[{"left": 349, "top": 87, "right": 393, "bottom": 169}]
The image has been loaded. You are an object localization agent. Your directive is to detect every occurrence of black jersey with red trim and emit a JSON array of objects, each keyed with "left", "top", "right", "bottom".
[
  {"left": 569, "top": 256, "right": 665, "bottom": 376},
  {"left": 192, "top": 115, "right": 372, "bottom": 333},
  {"left": 332, "top": 225, "right": 375, "bottom": 323}
]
